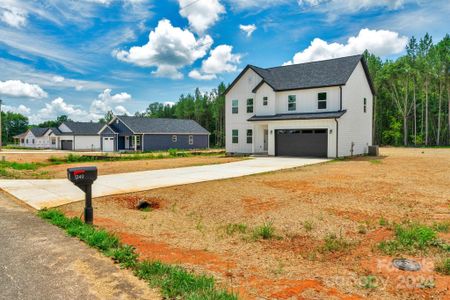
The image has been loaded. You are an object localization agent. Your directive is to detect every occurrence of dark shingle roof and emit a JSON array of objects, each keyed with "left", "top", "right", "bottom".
[
  {"left": 99, "top": 125, "right": 117, "bottom": 135},
  {"left": 226, "top": 54, "right": 375, "bottom": 95},
  {"left": 116, "top": 116, "right": 209, "bottom": 134},
  {"left": 247, "top": 110, "right": 346, "bottom": 122},
  {"left": 30, "top": 127, "right": 50, "bottom": 137},
  {"left": 50, "top": 127, "right": 62, "bottom": 135},
  {"left": 63, "top": 121, "right": 104, "bottom": 135}
]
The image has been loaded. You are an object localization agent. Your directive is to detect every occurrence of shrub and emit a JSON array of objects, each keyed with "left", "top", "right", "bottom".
[
  {"left": 253, "top": 222, "right": 275, "bottom": 240},
  {"left": 361, "top": 275, "right": 378, "bottom": 289}
]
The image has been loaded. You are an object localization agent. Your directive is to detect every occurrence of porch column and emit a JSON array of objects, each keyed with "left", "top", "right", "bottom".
[{"left": 134, "top": 135, "right": 137, "bottom": 152}]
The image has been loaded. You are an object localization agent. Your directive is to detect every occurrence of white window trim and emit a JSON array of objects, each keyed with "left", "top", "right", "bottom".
[
  {"left": 232, "top": 99, "right": 238, "bottom": 114},
  {"left": 172, "top": 135, "right": 177, "bottom": 142},
  {"left": 318, "top": 92, "right": 327, "bottom": 110},
  {"left": 232, "top": 130, "right": 238, "bottom": 144},
  {"left": 288, "top": 95, "right": 296, "bottom": 111},
  {"left": 189, "top": 135, "right": 194, "bottom": 145}
]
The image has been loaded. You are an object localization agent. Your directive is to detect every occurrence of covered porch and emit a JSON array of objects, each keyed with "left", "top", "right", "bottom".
[
  {"left": 252, "top": 123, "right": 269, "bottom": 155},
  {"left": 118, "top": 134, "right": 143, "bottom": 152}
]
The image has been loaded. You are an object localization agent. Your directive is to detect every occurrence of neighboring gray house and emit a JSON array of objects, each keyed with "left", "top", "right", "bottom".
[
  {"left": 100, "top": 116, "right": 210, "bottom": 152},
  {"left": 15, "top": 117, "right": 209, "bottom": 152}
]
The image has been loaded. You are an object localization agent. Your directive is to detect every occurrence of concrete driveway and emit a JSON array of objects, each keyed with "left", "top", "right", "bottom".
[{"left": 0, "top": 157, "right": 328, "bottom": 209}]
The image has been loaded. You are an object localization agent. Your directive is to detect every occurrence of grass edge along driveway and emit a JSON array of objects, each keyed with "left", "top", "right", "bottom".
[{"left": 38, "top": 209, "right": 238, "bottom": 300}]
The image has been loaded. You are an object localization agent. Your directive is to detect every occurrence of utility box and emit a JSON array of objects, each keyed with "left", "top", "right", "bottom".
[
  {"left": 368, "top": 145, "right": 379, "bottom": 156},
  {"left": 67, "top": 166, "right": 98, "bottom": 224}
]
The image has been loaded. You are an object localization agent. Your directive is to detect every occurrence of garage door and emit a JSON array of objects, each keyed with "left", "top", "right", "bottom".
[
  {"left": 61, "top": 140, "right": 73, "bottom": 151},
  {"left": 275, "top": 129, "right": 328, "bottom": 157},
  {"left": 102, "top": 137, "right": 114, "bottom": 152}
]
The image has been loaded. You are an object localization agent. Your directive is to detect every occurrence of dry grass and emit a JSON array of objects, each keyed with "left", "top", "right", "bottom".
[{"left": 60, "top": 148, "right": 450, "bottom": 299}]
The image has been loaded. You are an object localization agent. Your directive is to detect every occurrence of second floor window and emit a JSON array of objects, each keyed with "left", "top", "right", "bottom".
[
  {"left": 263, "top": 96, "right": 268, "bottom": 106},
  {"left": 232, "top": 99, "right": 238, "bottom": 114},
  {"left": 232, "top": 130, "right": 238, "bottom": 143},
  {"left": 288, "top": 95, "right": 296, "bottom": 111},
  {"left": 247, "top": 98, "right": 253, "bottom": 113},
  {"left": 246, "top": 129, "right": 253, "bottom": 144},
  {"left": 172, "top": 135, "right": 177, "bottom": 142},
  {"left": 318, "top": 92, "right": 327, "bottom": 109},
  {"left": 189, "top": 135, "right": 194, "bottom": 145},
  {"left": 363, "top": 98, "right": 367, "bottom": 113}
]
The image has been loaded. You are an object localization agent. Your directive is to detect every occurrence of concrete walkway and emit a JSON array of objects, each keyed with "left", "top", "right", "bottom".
[
  {"left": 0, "top": 157, "right": 328, "bottom": 209},
  {"left": 0, "top": 192, "right": 160, "bottom": 300}
]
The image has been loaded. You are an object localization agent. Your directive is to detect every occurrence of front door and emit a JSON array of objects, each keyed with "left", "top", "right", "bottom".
[{"left": 263, "top": 130, "right": 268, "bottom": 151}]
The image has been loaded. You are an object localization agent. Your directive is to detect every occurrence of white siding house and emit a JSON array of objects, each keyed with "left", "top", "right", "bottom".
[
  {"left": 225, "top": 54, "right": 374, "bottom": 158},
  {"left": 18, "top": 128, "right": 58, "bottom": 149}
]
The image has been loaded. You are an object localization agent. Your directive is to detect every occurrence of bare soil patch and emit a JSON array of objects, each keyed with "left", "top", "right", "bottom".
[{"left": 60, "top": 148, "right": 450, "bottom": 299}]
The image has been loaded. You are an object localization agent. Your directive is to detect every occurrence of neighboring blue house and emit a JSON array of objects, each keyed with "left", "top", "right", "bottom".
[{"left": 99, "top": 116, "right": 210, "bottom": 152}]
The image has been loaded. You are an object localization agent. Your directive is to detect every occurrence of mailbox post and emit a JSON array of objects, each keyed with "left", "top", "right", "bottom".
[{"left": 67, "top": 166, "right": 98, "bottom": 224}]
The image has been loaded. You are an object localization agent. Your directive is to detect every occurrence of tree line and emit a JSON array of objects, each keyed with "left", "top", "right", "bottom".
[
  {"left": 366, "top": 33, "right": 449, "bottom": 146},
  {"left": 2, "top": 33, "right": 449, "bottom": 148}
]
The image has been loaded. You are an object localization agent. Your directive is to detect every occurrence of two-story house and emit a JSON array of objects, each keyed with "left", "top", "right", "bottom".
[{"left": 224, "top": 54, "right": 375, "bottom": 158}]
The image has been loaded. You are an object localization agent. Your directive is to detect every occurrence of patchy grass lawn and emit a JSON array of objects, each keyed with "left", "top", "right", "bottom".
[
  {"left": 0, "top": 149, "right": 242, "bottom": 179},
  {"left": 59, "top": 148, "right": 450, "bottom": 299}
]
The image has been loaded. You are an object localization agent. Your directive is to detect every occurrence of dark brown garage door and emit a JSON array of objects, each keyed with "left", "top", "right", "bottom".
[
  {"left": 275, "top": 129, "right": 328, "bottom": 157},
  {"left": 61, "top": 140, "right": 73, "bottom": 151}
]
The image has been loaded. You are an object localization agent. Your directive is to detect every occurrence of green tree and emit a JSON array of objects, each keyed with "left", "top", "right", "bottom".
[{"left": 1, "top": 111, "right": 29, "bottom": 144}]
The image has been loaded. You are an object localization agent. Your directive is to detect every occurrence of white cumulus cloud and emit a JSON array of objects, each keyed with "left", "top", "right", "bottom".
[
  {"left": 189, "top": 45, "right": 241, "bottom": 80},
  {"left": 239, "top": 24, "right": 256, "bottom": 37},
  {"left": 0, "top": 80, "right": 48, "bottom": 98},
  {"left": 90, "top": 89, "right": 132, "bottom": 118},
  {"left": 178, "top": 0, "right": 225, "bottom": 34},
  {"left": 39, "top": 97, "right": 86, "bottom": 120},
  {"left": 284, "top": 28, "right": 408, "bottom": 65},
  {"left": 115, "top": 19, "right": 213, "bottom": 79},
  {"left": 3, "top": 104, "right": 31, "bottom": 115}
]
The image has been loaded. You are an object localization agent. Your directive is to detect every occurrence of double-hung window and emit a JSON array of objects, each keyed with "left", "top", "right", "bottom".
[
  {"left": 247, "top": 98, "right": 254, "bottom": 113},
  {"left": 246, "top": 129, "right": 253, "bottom": 144},
  {"left": 232, "top": 99, "right": 238, "bottom": 114},
  {"left": 232, "top": 130, "right": 238, "bottom": 144},
  {"left": 363, "top": 98, "right": 367, "bottom": 113},
  {"left": 318, "top": 92, "right": 327, "bottom": 109},
  {"left": 263, "top": 96, "right": 268, "bottom": 106},
  {"left": 189, "top": 135, "right": 194, "bottom": 145},
  {"left": 288, "top": 95, "right": 296, "bottom": 111},
  {"left": 172, "top": 135, "right": 177, "bottom": 142}
]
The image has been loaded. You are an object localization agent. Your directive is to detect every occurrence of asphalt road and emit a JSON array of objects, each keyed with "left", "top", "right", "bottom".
[{"left": 0, "top": 192, "right": 159, "bottom": 300}]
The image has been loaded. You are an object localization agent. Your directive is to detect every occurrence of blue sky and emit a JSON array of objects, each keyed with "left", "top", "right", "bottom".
[{"left": 0, "top": 0, "right": 448, "bottom": 124}]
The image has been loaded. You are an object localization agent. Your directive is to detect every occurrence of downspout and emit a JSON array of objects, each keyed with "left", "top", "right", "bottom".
[
  {"left": 334, "top": 118, "right": 339, "bottom": 158},
  {"left": 339, "top": 86, "right": 343, "bottom": 111}
]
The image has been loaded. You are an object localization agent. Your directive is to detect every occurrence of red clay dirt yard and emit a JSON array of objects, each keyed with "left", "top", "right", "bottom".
[{"left": 60, "top": 148, "right": 450, "bottom": 299}]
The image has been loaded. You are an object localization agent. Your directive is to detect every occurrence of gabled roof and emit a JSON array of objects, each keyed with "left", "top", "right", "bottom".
[
  {"left": 248, "top": 110, "right": 347, "bottom": 122},
  {"left": 30, "top": 127, "right": 50, "bottom": 137},
  {"left": 13, "top": 132, "right": 27, "bottom": 139},
  {"left": 62, "top": 121, "right": 104, "bottom": 135},
  {"left": 49, "top": 127, "right": 62, "bottom": 135},
  {"left": 98, "top": 124, "right": 117, "bottom": 135},
  {"left": 225, "top": 54, "right": 375, "bottom": 95},
  {"left": 114, "top": 116, "right": 210, "bottom": 134}
]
